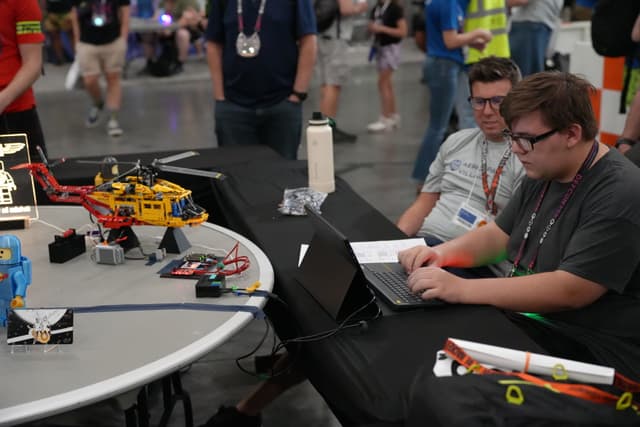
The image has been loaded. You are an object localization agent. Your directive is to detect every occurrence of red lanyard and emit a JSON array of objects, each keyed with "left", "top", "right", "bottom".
[
  {"left": 509, "top": 141, "right": 599, "bottom": 277},
  {"left": 481, "top": 140, "right": 512, "bottom": 216},
  {"left": 237, "top": 0, "right": 267, "bottom": 33}
]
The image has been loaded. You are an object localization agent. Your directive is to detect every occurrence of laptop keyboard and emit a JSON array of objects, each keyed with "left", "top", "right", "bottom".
[{"left": 367, "top": 269, "right": 424, "bottom": 304}]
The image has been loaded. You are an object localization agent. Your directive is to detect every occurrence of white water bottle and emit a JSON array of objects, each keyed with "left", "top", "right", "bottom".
[{"left": 306, "top": 112, "right": 335, "bottom": 193}]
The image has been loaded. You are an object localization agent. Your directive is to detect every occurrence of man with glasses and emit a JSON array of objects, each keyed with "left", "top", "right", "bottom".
[
  {"left": 398, "top": 56, "right": 524, "bottom": 276},
  {"left": 399, "top": 71, "right": 640, "bottom": 380}
]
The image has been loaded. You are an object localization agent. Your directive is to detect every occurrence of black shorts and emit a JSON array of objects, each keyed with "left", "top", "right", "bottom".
[{"left": 0, "top": 107, "right": 47, "bottom": 161}]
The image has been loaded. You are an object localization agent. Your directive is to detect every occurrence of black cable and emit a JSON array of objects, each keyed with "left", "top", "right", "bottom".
[
  {"left": 271, "top": 294, "right": 380, "bottom": 355},
  {"left": 234, "top": 292, "right": 381, "bottom": 381},
  {"left": 234, "top": 318, "right": 272, "bottom": 377}
]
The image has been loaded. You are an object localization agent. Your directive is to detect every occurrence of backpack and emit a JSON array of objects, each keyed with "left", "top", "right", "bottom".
[
  {"left": 314, "top": 0, "right": 340, "bottom": 34},
  {"left": 147, "top": 38, "right": 180, "bottom": 77},
  {"left": 590, "top": 0, "right": 640, "bottom": 57}
]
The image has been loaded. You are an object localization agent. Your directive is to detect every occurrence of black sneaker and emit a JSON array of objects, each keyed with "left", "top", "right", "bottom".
[
  {"left": 171, "top": 62, "right": 184, "bottom": 75},
  {"left": 198, "top": 405, "right": 261, "bottom": 427},
  {"left": 333, "top": 127, "right": 358, "bottom": 143}
]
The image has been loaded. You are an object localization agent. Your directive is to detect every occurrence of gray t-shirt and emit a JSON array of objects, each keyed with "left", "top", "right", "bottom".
[
  {"left": 510, "top": 0, "right": 563, "bottom": 30},
  {"left": 496, "top": 147, "right": 640, "bottom": 379},
  {"left": 419, "top": 128, "right": 525, "bottom": 242}
]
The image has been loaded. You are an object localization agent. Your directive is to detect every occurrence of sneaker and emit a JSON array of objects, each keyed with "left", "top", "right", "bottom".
[
  {"left": 169, "top": 61, "right": 184, "bottom": 75},
  {"left": 333, "top": 127, "right": 358, "bottom": 143},
  {"left": 391, "top": 113, "right": 401, "bottom": 128},
  {"left": 85, "top": 106, "right": 103, "bottom": 128},
  {"left": 198, "top": 405, "right": 261, "bottom": 427},
  {"left": 107, "top": 118, "right": 123, "bottom": 137},
  {"left": 367, "top": 115, "right": 396, "bottom": 133}
]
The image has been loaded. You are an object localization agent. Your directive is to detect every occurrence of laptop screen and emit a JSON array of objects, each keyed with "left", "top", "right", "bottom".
[{"left": 296, "top": 207, "right": 379, "bottom": 322}]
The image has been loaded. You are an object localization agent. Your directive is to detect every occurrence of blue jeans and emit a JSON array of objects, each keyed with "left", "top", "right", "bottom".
[
  {"left": 509, "top": 21, "right": 552, "bottom": 77},
  {"left": 412, "top": 56, "right": 475, "bottom": 182},
  {"left": 214, "top": 98, "right": 302, "bottom": 160}
]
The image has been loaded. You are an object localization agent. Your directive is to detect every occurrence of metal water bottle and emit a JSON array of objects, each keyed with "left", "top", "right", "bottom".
[{"left": 306, "top": 112, "right": 335, "bottom": 193}]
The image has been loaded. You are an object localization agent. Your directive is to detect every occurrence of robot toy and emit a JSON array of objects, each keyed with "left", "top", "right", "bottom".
[{"left": 0, "top": 235, "right": 31, "bottom": 326}]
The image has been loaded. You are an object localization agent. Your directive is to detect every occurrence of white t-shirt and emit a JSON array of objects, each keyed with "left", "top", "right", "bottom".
[{"left": 419, "top": 128, "right": 525, "bottom": 242}]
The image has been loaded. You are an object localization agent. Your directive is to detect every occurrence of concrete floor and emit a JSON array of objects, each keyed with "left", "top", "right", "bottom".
[{"left": 19, "top": 40, "right": 429, "bottom": 427}]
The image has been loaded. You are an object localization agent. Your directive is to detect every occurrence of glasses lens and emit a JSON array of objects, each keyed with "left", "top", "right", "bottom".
[
  {"left": 469, "top": 97, "right": 504, "bottom": 110},
  {"left": 469, "top": 97, "right": 484, "bottom": 110},
  {"left": 515, "top": 137, "right": 533, "bottom": 152},
  {"left": 489, "top": 96, "right": 504, "bottom": 108},
  {"left": 503, "top": 131, "right": 532, "bottom": 152}
]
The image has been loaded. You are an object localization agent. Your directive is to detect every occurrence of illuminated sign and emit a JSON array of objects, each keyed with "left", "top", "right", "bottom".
[{"left": 0, "top": 134, "right": 37, "bottom": 222}]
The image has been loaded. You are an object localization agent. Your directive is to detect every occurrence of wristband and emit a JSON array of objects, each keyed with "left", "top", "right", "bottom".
[{"left": 615, "top": 138, "right": 637, "bottom": 148}]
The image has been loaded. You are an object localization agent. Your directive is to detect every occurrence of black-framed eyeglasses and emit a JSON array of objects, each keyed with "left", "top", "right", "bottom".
[
  {"left": 468, "top": 96, "right": 505, "bottom": 110},
  {"left": 502, "top": 128, "right": 558, "bottom": 152}
]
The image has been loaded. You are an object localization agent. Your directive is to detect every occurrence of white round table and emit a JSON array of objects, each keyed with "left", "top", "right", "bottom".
[{"left": 0, "top": 206, "right": 273, "bottom": 426}]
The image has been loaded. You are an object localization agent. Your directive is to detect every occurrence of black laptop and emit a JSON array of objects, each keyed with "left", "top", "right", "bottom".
[{"left": 296, "top": 207, "right": 440, "bottom": 321}]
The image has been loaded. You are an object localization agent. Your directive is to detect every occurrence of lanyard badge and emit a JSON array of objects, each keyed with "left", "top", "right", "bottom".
[
  {"left": 92, "top": 0, "right": 108, "bottom": 27},
  {"left": 453, "top": 203, "right": 489, "bottom": 230},
  {"left": 236, "top": 0, "right": 267, "bottom": 58}
]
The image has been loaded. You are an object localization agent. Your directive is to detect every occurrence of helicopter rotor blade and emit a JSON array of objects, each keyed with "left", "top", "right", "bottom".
[
  {"left": 35, "top": 146, "right": 66, "bottom": 168},
  {"left": 95, "top": 164, "right": 141, "bottom": 189},
  {"left": 76, "top": 160, "right": 139, "bottom": 166},
  {"left": 155, "top": 164, "right": 225, "bottom": 180},
  {"left": 154, "top": 151, "right": 200, "bottom": 165},
  {"left": 35, "top": 146, "right": 49, "bottom": 165},
  {"left": 48, "top": 157, "right": 67, "bottom": 168}
]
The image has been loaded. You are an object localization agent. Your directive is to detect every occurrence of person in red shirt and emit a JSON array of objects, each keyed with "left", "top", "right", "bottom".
[{"left": 0, "top": 0, "right": 47, "bottom": 161}]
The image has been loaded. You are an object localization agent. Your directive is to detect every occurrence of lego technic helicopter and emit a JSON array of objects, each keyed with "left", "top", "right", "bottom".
[{"left": 12, "top": 148, "right": 224, "bottom": 251}]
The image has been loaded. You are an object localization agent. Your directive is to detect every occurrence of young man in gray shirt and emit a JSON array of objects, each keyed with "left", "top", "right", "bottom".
[{"left": 398, "top": 57, "right": 524, "bottom": 276}]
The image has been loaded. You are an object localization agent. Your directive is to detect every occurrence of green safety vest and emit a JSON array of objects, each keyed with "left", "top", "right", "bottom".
[{"left": 464, "top": 0, "right": 510, "bottom": 65}]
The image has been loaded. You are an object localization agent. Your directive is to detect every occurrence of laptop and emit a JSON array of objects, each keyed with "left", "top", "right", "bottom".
[{"left": 296, "top": 207, "right": 441, "bottom": 321}]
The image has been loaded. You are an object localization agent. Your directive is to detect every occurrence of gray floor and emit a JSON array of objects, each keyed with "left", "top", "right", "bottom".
[{"left": 20, "top": 41, "right": 429, "bottom": 427}]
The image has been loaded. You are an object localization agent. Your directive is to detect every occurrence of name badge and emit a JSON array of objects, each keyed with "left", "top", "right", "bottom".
[{"left": 453, "top": 203, "right": 488, "bottom": 230}]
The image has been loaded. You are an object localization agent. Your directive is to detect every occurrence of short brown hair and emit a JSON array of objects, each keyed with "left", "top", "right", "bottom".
[
  {"left": 467, "top": 56, "right": 521, "bottom": 88},
  {"left": 500, "top": 71, "right": 598, "bottom": 141}
]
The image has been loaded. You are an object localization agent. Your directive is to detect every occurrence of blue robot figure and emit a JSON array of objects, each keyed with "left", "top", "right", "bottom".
[{"left": 0, "top": 235, "right": 31, "bottom": 326}]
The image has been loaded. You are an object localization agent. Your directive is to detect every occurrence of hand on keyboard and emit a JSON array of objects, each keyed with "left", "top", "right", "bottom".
[
  {"left": 406, "top": 266, "right": 466, "bottom": 303},
  {"left": 398, "top": 245, "right": 443, "bottom": 274}
]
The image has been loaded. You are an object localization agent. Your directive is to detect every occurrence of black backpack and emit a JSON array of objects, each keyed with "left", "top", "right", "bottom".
[
  {"left": 147, "top": 38, "right": 180, "bottom": 77},
  {"left": 590, "top": 0, "right": 640, "bottom": 57},
  {"left": 314, "top": 0, "right": 340, "bottom": 33}
]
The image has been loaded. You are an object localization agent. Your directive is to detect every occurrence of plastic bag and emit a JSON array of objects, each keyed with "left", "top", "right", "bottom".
[{"left": 278, "top": 187, "right": 327, "bottom": 216}]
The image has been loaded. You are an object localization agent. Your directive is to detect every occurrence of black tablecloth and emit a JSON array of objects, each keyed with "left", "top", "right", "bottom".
[{"left": 210, "top": 157, "right": 545, "bottom": 426}]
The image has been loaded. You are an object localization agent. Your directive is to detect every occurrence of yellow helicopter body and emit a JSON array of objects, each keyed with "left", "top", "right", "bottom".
[{"left": 86, "top": 175, "right": 209, "bottom": 228}]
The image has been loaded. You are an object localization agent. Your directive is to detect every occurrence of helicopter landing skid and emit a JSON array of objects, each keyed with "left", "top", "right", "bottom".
[
  {"left": 159, "top": 227, "right": 191, "bottom": 254},
  {"left": 107, "top": 226, "right": 140, "bottom": 252}
]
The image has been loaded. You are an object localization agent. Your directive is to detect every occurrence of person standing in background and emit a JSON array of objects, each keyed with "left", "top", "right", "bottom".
[
  {"left": 0, "top": 0, "right": 48, "bottom": 162},
  {"left": 508, "top": 0, "right": 563, "bottom": 76},
  {"left": 43, "top": 0, "right": 76, "bottom": 65},
  {"left": 71, "top": 0, "right": 130, "bottom": 137},
  {"left": 316, "top": 0, "right": 369, "bottom": 143},
  {"left": 464, "top": 0, "right": 510, "bottom": 65},
  {"left": 366, "top": 0, "right": 407, "bottom": 132},
  {"left": 205, "top": 0, "right": 317, "bottom": 160},
  {"left": 614, "top": 9, "right": 640, "bottom": 165},
  {"left": 410, "top": 0, "right": 492, "bottom": 184}
]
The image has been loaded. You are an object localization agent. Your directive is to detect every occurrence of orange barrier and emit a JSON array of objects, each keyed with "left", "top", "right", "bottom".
[{"left": 570, "top": 41, "right": 627, "bottom": 146}]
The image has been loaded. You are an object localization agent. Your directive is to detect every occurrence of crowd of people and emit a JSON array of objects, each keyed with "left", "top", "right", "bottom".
[{"left": 4, "top": 0, "right": 640, "bottom": 426}]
